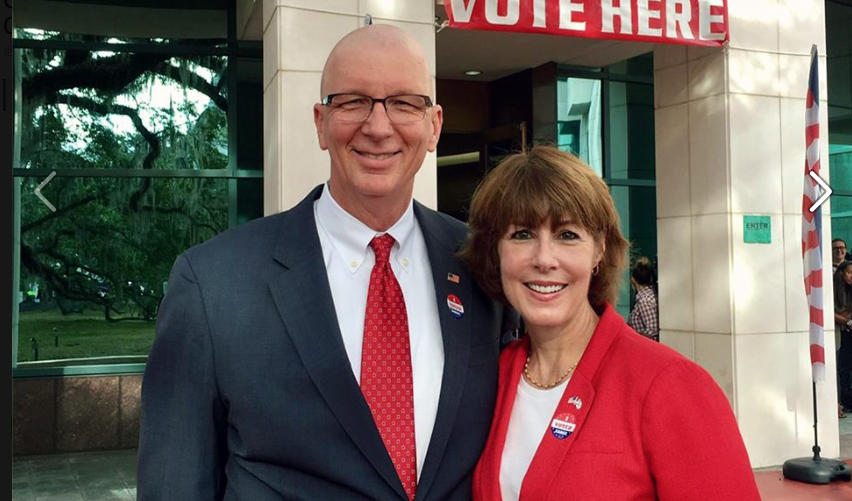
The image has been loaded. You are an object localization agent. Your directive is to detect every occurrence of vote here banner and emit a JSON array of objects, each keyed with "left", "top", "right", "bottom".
[{"left": 444, "top": 0, "right": 729, "bottom": 47}]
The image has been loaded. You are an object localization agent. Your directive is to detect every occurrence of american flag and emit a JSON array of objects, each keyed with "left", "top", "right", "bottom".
[{"left": 802, "top": 44, "right": 825, "bottom": 382}]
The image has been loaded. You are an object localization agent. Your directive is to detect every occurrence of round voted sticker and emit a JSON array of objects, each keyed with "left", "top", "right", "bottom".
[
  {"left": 550, "top": 412, "right": 577, "bottom": 440},
  {"left": 447, "top": 294, "right": 464, "bottom": 319}
]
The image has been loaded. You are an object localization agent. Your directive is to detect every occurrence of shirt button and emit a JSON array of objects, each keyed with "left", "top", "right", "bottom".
[
  {"left": 402, "top": 259, "right": 409, "bottom": 267},
  {"left": 350, "top": 261, "right": 359, "bottom": 268}
]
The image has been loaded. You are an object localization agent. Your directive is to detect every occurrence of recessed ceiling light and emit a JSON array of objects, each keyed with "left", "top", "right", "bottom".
[{"left": 464, "top": 70, "right": 482, "bottom": 76}]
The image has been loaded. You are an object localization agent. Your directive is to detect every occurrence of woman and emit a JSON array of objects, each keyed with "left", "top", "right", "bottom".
[
  {"left": 834, "top": 261, "right": 852, "bottom": 419},
  {"left": 628, "top": 257, "right": 658, "bottom": 341},
  {"left": 460, "top": 147, "right": 760, "bottom": 501}
]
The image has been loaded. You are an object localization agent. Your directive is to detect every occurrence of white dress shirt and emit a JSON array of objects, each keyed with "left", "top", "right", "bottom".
[{"left": 314, "top": 184, "right": 444, "bottom": 480}]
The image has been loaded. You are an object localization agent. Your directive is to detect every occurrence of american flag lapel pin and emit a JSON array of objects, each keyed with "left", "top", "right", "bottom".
[{"left": 447, "top": 272, "right": 460, "bottom": 284}]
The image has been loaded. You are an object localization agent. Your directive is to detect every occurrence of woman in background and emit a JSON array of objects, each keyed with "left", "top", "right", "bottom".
[
  {"left": 628, "top": 257, "right": 658, "bottom": 341},
  {"left": 462, "top": 146, "right": 760, "bottom": 501}
]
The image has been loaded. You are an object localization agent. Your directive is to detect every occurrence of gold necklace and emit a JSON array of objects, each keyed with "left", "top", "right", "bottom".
[{"left": 523, "top": 354, "right": 577, "bottom": 390}]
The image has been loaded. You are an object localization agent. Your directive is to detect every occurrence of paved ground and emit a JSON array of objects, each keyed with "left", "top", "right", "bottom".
[
  {"left": 13, "top": 449, "right": 136, "bottom": 501},
  {"left": 12, "top": 427, "right": 852, "bottom": 501}
]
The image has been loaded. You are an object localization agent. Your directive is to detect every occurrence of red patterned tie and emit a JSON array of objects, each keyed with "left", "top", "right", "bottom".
[{"left": 361, "top": 234, "right": 417, "bottom": 500}]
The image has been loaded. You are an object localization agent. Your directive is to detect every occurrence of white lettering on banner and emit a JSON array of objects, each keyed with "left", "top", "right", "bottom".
[
  {"left": 450, "top": 0, "right": 477, "bottom": 23},
  {"left": 533, "top": 0, "right": 547, "bottom": 27},
  {"left": 486, "top": 0, "right": 521, "bottom": 25},
  {"left": 666, "top": 0, "right": 695, "bottom": 40},
  {"left": 444, "top": 1, "right": 728, "bottom": 46},
  {"left": 602, "top": 0, "right": 633, "bottom": 35},
  {"left": 637, "top": 0, "right": 662, "bottom": 37},
  {"left": 559, "top": 0, "right": 586, "bottom": 31},
  {"left": 699, "top": 0, "right": 726, "bottom": 41}
]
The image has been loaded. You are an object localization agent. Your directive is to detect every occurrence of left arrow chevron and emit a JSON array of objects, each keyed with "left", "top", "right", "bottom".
[{"left": 34, "top": 171, "right": 57, "bottom": 212}]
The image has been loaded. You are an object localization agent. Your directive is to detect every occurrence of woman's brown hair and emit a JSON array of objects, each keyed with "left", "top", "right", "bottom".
[{"left": 459, "top": 146, "right": 629, "bottom": 309}]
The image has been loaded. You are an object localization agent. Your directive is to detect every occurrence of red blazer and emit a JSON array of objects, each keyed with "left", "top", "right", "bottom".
[{"left": 473, "top": 304, "right": 761, "bottom": 501}]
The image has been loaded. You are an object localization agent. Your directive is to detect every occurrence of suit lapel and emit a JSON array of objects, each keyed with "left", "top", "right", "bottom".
[
  {"left": 267, "top": 186, "right": 408, "bottom": 501},
  {"left": 413, "top": 204, "right": 475, "bottom": 501}
]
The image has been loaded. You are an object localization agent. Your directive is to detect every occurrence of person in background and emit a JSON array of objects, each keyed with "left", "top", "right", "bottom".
[
  {"left": 461, "top": 146, "right": 760, "bottom": 501},
  {"left": 628, "top": 256, "right": 658, "bottom": 341},
  {"left": 833, "top": 260, "right": 852, "bottom": 419},
  {"left": 832, "top": 238, "right": 847, "bottom": 274}
]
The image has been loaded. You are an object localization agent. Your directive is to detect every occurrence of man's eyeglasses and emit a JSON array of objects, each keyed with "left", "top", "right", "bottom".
[
  {"left": 834, "top": 246, "right": 847, "bottom": 251},
  {"left": 322, "top": 93, "right": 433, "bottom": 124}
]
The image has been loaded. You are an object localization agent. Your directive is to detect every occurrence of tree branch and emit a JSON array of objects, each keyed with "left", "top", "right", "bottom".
[
  {"left": 24, "top": 52, "right": 170, "bottom": 101},
  {"left": 154, "top": 62, "right": 228, "bottom": 112},
  {"left": 21, "top": 194, "right": 99, "bottom": 234}
]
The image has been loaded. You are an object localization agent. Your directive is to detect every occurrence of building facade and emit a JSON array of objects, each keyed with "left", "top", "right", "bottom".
[{"left": 12, "top": 0, "right": 852, "bottom": 469}]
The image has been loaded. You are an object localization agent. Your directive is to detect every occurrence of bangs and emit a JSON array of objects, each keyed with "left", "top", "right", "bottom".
[{"left": 482, "top": 153, "right": 609, "bottom": 238}]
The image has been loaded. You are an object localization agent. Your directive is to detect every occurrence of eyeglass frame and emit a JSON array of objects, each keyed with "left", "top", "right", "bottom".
[{"left": 321, "top": 93, "right": 434, "bottom": 123}]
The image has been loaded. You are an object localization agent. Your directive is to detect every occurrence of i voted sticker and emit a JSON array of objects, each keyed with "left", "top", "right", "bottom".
[
  {"left": 550, "top": 413, "right": 577, "bottom": 440},
  {"left": 447, "top": 294, "right": 464, "bottom": 319}
]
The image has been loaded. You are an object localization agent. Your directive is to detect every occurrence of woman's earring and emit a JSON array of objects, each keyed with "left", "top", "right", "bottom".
[{"left": 593, "top": 264, "right": 600, "bottom": 276}]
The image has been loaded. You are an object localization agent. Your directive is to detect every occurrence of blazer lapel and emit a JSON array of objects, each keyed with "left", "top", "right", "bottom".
[
  {"left": 475, "top": 339, "right": 530, "bottom": 501},
  {"left": 412, "top": 204, "right": 475, "bottom": 501},
  {"left": 267, "top": 185, "right": 408, "bottom": 501},
  {"left": 519, "top": 305, "right": 625, "bottom": 501}
]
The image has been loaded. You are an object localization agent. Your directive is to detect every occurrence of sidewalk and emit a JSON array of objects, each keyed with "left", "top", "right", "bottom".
[{"left": 12, "top": 433, "right": 852, "bottom": 501}]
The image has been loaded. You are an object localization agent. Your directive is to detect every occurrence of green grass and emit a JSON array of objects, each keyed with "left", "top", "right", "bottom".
[{"left": 17, "top": 310, "right": 155, "bottom": 363}]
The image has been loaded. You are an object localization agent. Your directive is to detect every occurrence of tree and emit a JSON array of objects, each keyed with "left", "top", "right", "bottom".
[{"left": 19, "top": 40, "right": 230, "bottom": 322}]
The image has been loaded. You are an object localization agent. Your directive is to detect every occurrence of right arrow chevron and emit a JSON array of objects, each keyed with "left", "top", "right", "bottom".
[{"left": 808, "top": 170, "right": 832, "bottom": 213}]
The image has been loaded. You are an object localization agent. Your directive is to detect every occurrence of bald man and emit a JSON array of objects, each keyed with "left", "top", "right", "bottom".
[{"left": 138, "top": 26, "right": 514, "bottom": 501}]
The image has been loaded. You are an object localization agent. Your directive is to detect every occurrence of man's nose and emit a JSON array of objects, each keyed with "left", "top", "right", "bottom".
[{"left": 361, "top": 102, "right": 395, "bottom": 138}]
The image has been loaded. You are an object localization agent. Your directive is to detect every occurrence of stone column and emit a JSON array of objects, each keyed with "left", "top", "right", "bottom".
[
  {"left": 262, "top": 0, "right": 438, "bottom": 214},
  {"left": 654, "top": 0, "right": 838, "bottom": 467}
]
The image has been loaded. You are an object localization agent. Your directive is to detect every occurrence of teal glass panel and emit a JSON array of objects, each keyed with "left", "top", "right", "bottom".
[
  {"left": 610, "top": 186, "right": 657, "bottom": 319},
  {"left": 608, "top": 81, "right": 656, "bottom": 180},
  {"left": 557, "top": 77, "right": 603, "bottom": 176}
]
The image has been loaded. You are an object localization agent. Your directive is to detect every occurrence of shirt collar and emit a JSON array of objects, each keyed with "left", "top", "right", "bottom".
[{"left": 315, "top": 183, "right": 416, "bottom": 274}]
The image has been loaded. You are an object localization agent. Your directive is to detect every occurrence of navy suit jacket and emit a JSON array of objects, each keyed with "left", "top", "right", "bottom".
[{"left": 138, "top": 185, "right": 513, "bottom": 501}]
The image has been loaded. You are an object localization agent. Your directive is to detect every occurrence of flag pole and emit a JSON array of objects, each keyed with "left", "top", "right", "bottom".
[
  {"left": 782, "top": 44, "right": 850, "bottom": 483},
  {"left": 811, "top": 382, "right": 820, "bottom": 461}
]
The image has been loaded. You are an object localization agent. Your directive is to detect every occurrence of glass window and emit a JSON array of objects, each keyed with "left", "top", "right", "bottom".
[
  {"left": 608, "top": 81, "right": 656, "bottom": 181},
  {"left": 557, "top": 77, "right": 603, "bottom": 175},
  {"left": 610, "top": 186, "right": 657, "bottom": 319},
  {"left": 12, "top": 3, "right": 262, "bottom": 371},
  {"left": 17, "top": 176, "right": 228, "bottom": 364},
  {"left": 18, "top": 49, "right": 229, "bottom": 171}
]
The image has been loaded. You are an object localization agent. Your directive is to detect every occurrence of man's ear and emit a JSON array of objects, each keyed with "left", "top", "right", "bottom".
[
  {"left": 427, "top": 104, "right": 443, "bottom": 153},
  {"left": 313, "top": 103, "right": 328, "bottom": 151}
]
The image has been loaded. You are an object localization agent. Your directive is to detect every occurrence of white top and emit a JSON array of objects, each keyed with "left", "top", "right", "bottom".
[
  {"left": 500, "top": 375, "right": 569, "bottom": 501},
  {"left": 314, "top": 184, "right": 444, "bottom": 479}
]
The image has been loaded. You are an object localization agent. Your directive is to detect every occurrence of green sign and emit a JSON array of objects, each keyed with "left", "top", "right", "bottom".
[{"left": 744, "top": 216, "right": 771, "bottom": 244}]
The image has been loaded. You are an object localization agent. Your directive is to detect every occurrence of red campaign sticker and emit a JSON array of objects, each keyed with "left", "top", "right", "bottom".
[
  {"left": 447, "top": 294, "right": 464, "bottom": 319},
  {"left": 550, "top": 412, "right": 577, "bottom": 440}
]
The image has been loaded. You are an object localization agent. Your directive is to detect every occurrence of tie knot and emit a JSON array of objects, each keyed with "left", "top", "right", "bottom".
[{"left": 370, "top": 234, "right": 396, "bottom": 263}]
